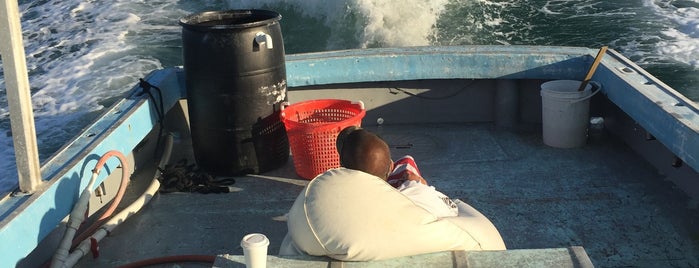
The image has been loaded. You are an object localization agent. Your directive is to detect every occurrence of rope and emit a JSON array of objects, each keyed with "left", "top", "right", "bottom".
[
  {"left": 138, "top": 78, "right": 166, "bottom": 160},
  {"left": 158, "top": 159, "right": 235, "bottom": 194}
]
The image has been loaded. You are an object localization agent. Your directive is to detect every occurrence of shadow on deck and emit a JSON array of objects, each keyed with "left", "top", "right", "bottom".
[{"left": 77, "top": 123, "right": 699, "bottom": 267}]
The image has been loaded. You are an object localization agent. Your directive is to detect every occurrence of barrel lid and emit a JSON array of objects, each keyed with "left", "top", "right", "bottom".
[{"left": 180, "top": 9, "right": 281, "bottom": 31}]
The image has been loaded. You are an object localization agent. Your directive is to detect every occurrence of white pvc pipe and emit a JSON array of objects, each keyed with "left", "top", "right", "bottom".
[
  {"left": 62, "top": 177, "right": 162, "bottom": 267},
  {"left": 60, "top": 133, "right": 174, "bottom": 268},
  {"left": 50, "top": 173, "right": 97, "bottom": 268}
]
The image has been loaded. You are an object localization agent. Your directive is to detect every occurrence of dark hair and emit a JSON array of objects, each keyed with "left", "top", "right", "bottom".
[{"left": 336, "top": 126, "right": 362, "bottom": 166}]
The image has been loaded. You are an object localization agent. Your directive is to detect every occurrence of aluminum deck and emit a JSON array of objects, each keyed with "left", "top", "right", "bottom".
[{"left": 72, "top": 123, "right": 699, "bottom": 267}]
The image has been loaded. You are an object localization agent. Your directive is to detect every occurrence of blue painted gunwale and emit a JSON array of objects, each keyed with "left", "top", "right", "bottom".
[
  {"left": 285, "top": 45, "right": 594, "bottom": 85},
  {"left": 0, "top": 45, "right": 697, "bottom": 265},
  {"left": 598, "top": 49, "right": 699, "bottom": 166},
  {"left": 0, "top": 69, "right": 185, "bottom": 265}
]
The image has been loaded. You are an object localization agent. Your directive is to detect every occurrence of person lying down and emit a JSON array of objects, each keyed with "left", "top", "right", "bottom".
[
  {"left": 338, "top": 126, "right": 457, "bottom": 218},
  {"left": 279, "top": 126, "right": 506, "bottom": 261}
]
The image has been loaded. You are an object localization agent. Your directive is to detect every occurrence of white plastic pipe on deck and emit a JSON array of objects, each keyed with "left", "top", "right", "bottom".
[
  {"left": 51, "top": 173, "right": 97, "bottom": 268},
  {"left": 60, "top": 134, "right": 174, "bottom": 268},
  {"left": 0, "top": 0, "right": 42, "bottom": 193}
]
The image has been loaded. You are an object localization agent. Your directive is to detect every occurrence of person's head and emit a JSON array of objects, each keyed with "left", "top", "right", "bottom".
[{"left": 336, "top": 126, "right": 393, "bottom": 180}]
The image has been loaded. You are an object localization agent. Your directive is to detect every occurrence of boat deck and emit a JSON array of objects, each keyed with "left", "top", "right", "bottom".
[{"left": 76, "top": 123, "right": 699, "bottom": 267}]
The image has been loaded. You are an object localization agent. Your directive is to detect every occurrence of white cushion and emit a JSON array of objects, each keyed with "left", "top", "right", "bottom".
[
  {"left": 282, "top": 168, "right": 505, "bottom": 261},
  {"left": 448, "top": 199, "right": 507, "bottom": 250}
]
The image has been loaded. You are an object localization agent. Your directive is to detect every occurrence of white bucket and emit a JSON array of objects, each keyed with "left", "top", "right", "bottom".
[{"left": 540, "top": 80, "right": 598, "bottom": 148}]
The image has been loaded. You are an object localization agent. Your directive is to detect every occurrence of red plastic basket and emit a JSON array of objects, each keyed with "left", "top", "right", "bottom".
[{"left": 280, "top": 99, "right": 366, "bottom": 180}]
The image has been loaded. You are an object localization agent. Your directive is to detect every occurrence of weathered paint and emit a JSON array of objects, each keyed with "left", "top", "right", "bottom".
[
  {"left": 283, "top": 46, "right": 699, "bottom": 172},
  {"left": 595, "top": 50, "right": 699, "bottom": 169},
  {"left": 214, "top": 247, "right": 593, "bottom": 267},
  {"left": 0, "top": 45, "right": 698, "bottom": 265},
  {"left": 0, "top": 69, "right": 184, "bottom": 265},
  {"left": 284, "top": 46, "right": 699, "bottom": 173},
  {"left": 285, "top": 46, "right": 595, "bottom": 86}
]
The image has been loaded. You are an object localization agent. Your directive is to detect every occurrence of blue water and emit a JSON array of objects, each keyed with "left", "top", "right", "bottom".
[{"left": 1, "top": 0, "right": 698, "bottom": 207}]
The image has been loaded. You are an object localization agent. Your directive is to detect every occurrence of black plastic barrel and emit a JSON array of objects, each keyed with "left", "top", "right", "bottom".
[{"left": 180, "top": 10, "right": 289, "bottom": 175}]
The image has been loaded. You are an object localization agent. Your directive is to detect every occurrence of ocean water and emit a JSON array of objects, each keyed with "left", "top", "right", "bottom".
[{"left": 1, "top": 0, "right": 698, "bottom": 200}]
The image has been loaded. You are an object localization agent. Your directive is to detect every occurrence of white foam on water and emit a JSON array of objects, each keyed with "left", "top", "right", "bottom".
[
  {"left": 226, "top": 0, "right": 447, "bottom": 48},
  {"left": 644, "top": 0, "right": 699, "bottom": 68},
  {"left": 427, "top": 0, "right": 510, "bottom": 45},
  {"left": 0, "top": 0, "right": 450, "bottom": 193},
  {"left": 21, "top": 2, "right": 166, "bottom": 118},
  {"left": 444, "top": 0, "right": 690, "bottom": 68},
  {"left": 2, "top": 0, "right": 698, "bottom": 194},
  {"left": 354, "top": 0, "right": 447, "bottom": 47},
  {"left": 0, "top": 0, "right": 173, "bottom": 193}
]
